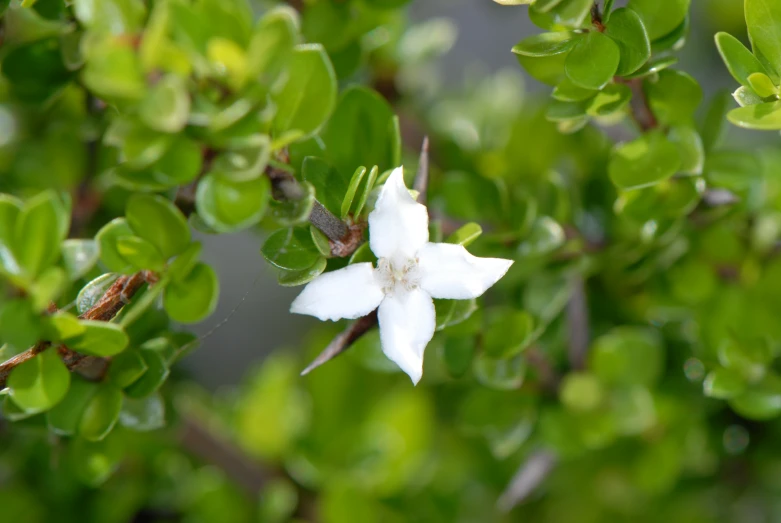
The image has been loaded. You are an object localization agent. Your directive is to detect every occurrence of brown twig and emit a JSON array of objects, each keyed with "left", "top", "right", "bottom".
[
  {"left": 497, "top": 450, "right": 557, "bottom": 512},
  {"left": 300, "top": 311, "right": 378, "bottom": 376},
  {"left": 619, "top": 77, "right": 658, "bottom": 132},
  {"left": 590, "top": 2, "right": 605, "bottom": 32},
  {"left": 566, "top": 275, "right": 590, "bottom": 370},
  {"left": 0, "top": 271, "right": 152, "bottom": 389}
]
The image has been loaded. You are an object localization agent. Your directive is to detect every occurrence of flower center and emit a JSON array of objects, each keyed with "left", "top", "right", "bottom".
[{"left": 376, "top": 257, "right": 421, "bottom": 295}]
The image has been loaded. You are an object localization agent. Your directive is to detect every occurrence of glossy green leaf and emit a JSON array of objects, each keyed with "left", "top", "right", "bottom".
[
  {"left": 700, "top": 90, "right": 732, "bottom": 150},
  {"left": 728, "top": 101, "right": 781, "bottom": 129},
  {"left": 79, "top": 384, "right": 122, "bottom": 441},
  {"left": 586, "top": 83, "right": 631, "bottom": 116},
  {"left": 126, "top": 194, "right": 191, "bottom": 260},
  {"left": 81, "top": 39, "right": 146, "bottom": 102},
  {"left": 627, "top": 0, "right": 690, "bottom": 40},
  {"left": 321, "top": 86, "right": 401, "bottom": 180},
  {"left": 96, "top": 218, "right": 137, "bottom": 274},
  {"left": 15, "top": 190, "right": 64, "bottom": 279},
  {"left": 108, "top": 350, "right": 149, "bottom": 388},
  {"left": 0, "top": 299, "right": 41, "bottom": 351},
  {"left": 116, "top": 236, "right": 165, "bottom": 271},
  {"left": 76, "top": 273, "right": 119, "bottom": 315},
  {"left": 729, "top": 375, "right": 781, "bottom": 420},
  {"left": 44, "top": 312, "right": 86, "bottom": 342},
  {"left": 483, "top": 308, "right": 535, "bottom": 359},
  {"left": 124, "top": 349, "right": 169, "bottom": 398},
  {"left": 210, "top": 135, "right": 270, "bottom": 182},
  {"left": 1, "top": 38, "right": 72, "bottom": 103},
  {"left": 435, "top": 299, "right": 478, "bottom": 331},
  {"left": 443, "top": 337, "right": 475, "bottom": 378},
  {"left": 8, "top": 348, "right": 70, "bottom": 414},
  {"left": 352, "top": 165, "right": 378, "bottom": 218},
  {"left": 47, "top": 378, "right": 97, "bottom": 436},
  {"left": 302, "top": 157, "right": 347, "bottom": 216},
  {"left": 667, "top": 125, "right": 704, "bottom": 175},
  {"left": 518, "top": 216, "right": 565, "bottom": 256},
  {"left": 152, "top": 136, "right": 203, "bottom": 186},
  {"left": 271, "top": 44, "right": 336, "bottom": 138},
  {"left": 748, "top": 72, "right": 777, "bottom": 98},
  {"left": 277, "top": 256, "right": 327, "bottom": 287},
  {"left": 512, "top": 31, "right": 579, "bottom": 57},
  {"left": 551, "top": 79, "right": 598, "bottom": 101},
  {"left": 65, "top": 321, "right": 129, "bottom": 357},
  {"left": 341, "top": 166, "right": 367, "bottom": 220},
  {"left": 119, "top": 393, "right": 166, "bottom": 431},
  {"left": 196, "top": 173, "right": 271, "bottom": 232},
  {"left": 590, "top": 328, "right": 663, "bottom": 386},
  {"left": 715, "top": 31, "right": 769, "bottom": 89},
  {"left": 445, "top": 223, "right": 483, "bottom": 247},
  {"left": 67, "top": 435, "right": 123, "bottom": 487},
  {"left": 745, "top": 0, "right": 781, "bottom": 80},
  {"left": 474, "top": 352, "right": 526, "bottom": 391},
  {"left": 609, "top": 131, "right": 682, "bottom": 189},
  {"left": 604, "top": 7, "right": 651, "bottom": 75},
  {"left": 139, "top": 74, "right": 190, "bottom": 133},
  {"left": 61, "top": 239, "right": 99, "bottom": 280},
  {"left": 168, "top": 241, "right": 202, "bottom": 282},
  {"left": 261, "top": 228, "right": 321, "bottom": 271},
  {"left": 644, "top": 70, "right": 702, "bottom": 125},
  {"left": 564, "top": 31, "right": 620, "bottom": 90},
  {"left": 247, "top": 6, "right": 299, "bottom": 82},
  {"left": 163, "top": 262, "right": 219, "bottom": 323},
  {"left": 703, "top": 368, "right": 747, "bottom": 400},
  {"left": 624, "top": 55, "right": 677, "bottom": 79}
]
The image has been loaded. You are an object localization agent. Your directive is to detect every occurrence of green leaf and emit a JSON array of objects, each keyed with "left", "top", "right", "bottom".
[
  {"left": 733, "top": 85, "right": 764, "bottom": 107},
  {"left": 627, "top": 0, "right": 690, "bottom": 41},
  {"left": 728, "top": 101, "right": 781, "bottom": 130},
  {"left": 705, "top": 150, "right": 762, "bottom": 190},
  {"left": 210, "top": 135, "right": 271, "bottom": 182},
  {"left": 516, "top": 52, "right": 569, "bottom": 86},
  {"left": 67, "top": 435, "right": 123, "bottom": 487},
  {"left": 29, "top": 266, "right": 67, "bottom": 312},
  {"left": 443, "top": 337, "right": 475, "bottom": 378},
  {"left": 748, "top": 72, "right": 778, "bottom": 98},
  {"left": 108, "top": 350, "right": 148, "bottom": 388},
  {"left": 474, "top": 352, "right": 526, "bottom": 391},
  {"left": 302, "top": 157, "right": 346, "bottom": 216},
  {"left": 77, "top": 273, "right": 119, "bottom": 315},
  {"left": 352, "top": 165, "right": 378, "bottom": 218},
  {"left": 590, "top": 328, "right": 663, "bottom": 386},
  {"left": 729, "top": 374, "right": 781, "bottom": 420},
  {"left": 586, "top": 83, "right": 631, "bottom": 116},
  {"left": 139, "top": 74, "right": 190, "bottom": 133},
  {"left": 61, "top": 239, "right": 99, "bottom": 280},
  {"left": 247, "top": 6, "right": 299, "bottom": 82},
  {"left": 261, "top": 228, "right": 321, "bottom": 270},
  {"left": 551, "top": 79, "right": 598, "bottom": 101},
  {"left": 44, "top": 312, "right": 87, "bottom": 342},
  {"left": 310, "top": 226, "right": 331, "bottom": 257},
  {"left": 341, "top": 166, "right": 367, "bottom": 220},
  {"left": 667, "top": 125, "right": 704, "bottom": 175},
  {"left": 321, "top": 86, "right": 401, "bottom": 180},
  {"left": 126, "top": 194, "right": 191, "bottom": 260},
  {"left": 604, "top": 7, "right": 651, "bottom": 76},
  {"left": 96, "top": 218, "right": 136, "bottom": 274},
  {"left": 81, "top": 39, "right": 146, "bottom": 102},
  {"left": 79, "top": 384, "right": 123, "bottom": 441},
  {"left": 511, "top": 31, "right": 579, "bottom": 57},
  {"left": 700, "top": 90, "right": 732, "bottom": 151},
  {"left": 644, "top": 70, "right": 702, "bottom": 125},
  {"left": 268, "top": 180, "right": 316, "bottom": 226},
  {"left": 163, "top": 262, "right": 219, "bottom": 323},
  {"left": 483, "top": 308, "right": 535, "bottom": 359},
  {"left": 518, "top": 216, "right": 565, "bottom": 256},
  {"left": 624, "top": 55, "right": 677, "bottom": 79},
  {"left": 560, "top": 373, "right": 604, "bottom": 412},
  {"left": 72, "top": 0, "right": 146, "bottom": 34},
  {"left": 8, "top": 348, "right": 70, "bottom": 414},
  {"left": 277, "top": 257, "right": 327, "bottom": 287},
  {"left": 67, "top": 321, "right": 130, "bottom": 357},
  {"left": 0, "top": 299, "right": 41, "bottom": 350},
  {"left": 703, "top": 368, "right": 747, "bottom": 400},
  {"left": 564, "top": 31, "right": 620, "bottom": 90},
  {"left": 116, "top": 236, "right": 165, "bottom": 271},
  {"left": 445, "top": 223, "right": 483, "bottom": 247},
  {"left": 196, "top": 173, "right": 271, "bottom": 232},
  {"left": 168, "top": 241, "right": 202, "bottom": 282},
  {"left": 1, "top": 38, "right": 72, "bottom": 103},
  {"left": 609, "top": 130, "right": 682, "bottom": 189},
  {"left": 15, "top": 190, "right": 65, "bottom": 279},
  {"left": 124, "top": 349, "right": 169, "bottom": 398},
  {"left": 715, "top": 32, "right": 769, "bottom": 89},
  {"left": 152, "top": 136, "right": 203, "bottom": 186},
  {"left": 119, "top": 393, "right": 166, "bottom": 431},
  {"left": 435, "top": 299, "right": 478, "bottom": 331},
  {"left": 745, "top": 0, "right": 781, "bottom": 79},
  {"left": 271, "top": 44, "right": 336, "bottom": 138},
  {"left": 0, "top": 194, "right": 21, "bottom": 275},
  {"left": 47, "top": 378, "right": 97, "bottom": 436}
]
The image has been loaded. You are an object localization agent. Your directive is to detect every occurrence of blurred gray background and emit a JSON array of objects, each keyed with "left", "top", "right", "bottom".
[{"left": 185, "top": 0, "right": 747, "bottom": 389}]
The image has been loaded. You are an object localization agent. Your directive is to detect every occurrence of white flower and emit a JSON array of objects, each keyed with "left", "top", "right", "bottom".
[{"left": 290, "top": 167, "right": 513, "bottom": 384}]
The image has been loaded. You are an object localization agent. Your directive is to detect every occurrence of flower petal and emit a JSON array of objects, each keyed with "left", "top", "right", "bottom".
[
  {"left": 418, "top": 242, "right": 513, "bottom": 299},
  {"left": 290, "top": 263, "right": 384, "bottom": 321},
  {"left": 378, "top": 288, "right": 435, "bottom": 384},
  {"left": 368, "top": 167, "right": 429, "bottom": 260}
]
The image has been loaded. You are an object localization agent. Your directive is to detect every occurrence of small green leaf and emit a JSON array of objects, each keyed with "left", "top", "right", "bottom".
[
  {"left": 29, "top": 266, "right": 67, "bottom": 312},
  {"left": 0, "top": 299, "right": 41, "bottom": 353},
  {"left": 168, "top": 242, "right": 202, "bottom": 282},
  {"left": 126, "top": 194, "right": 191, "bottom": 259},
  {"left": 196, "top": 173, "right": 271, "bottom": 232},
  {"left": 77, "top": 273, "right": 120, "bottom": 315},
  {"left": 47, "top": 378, "right": 97, "bottom": 436},
  {"left": 604, "top": 7, "right": 651, "bottom": 76},
  {"left": 551, "top": 79, "right": 598, "bottom": 101},
  {"left": 211, "top": 137, "right": 271, "bottom": 183},
  {"left": 644, "top": 69, "right": 702, "bottom": 125},
  {"left": 163, "top": 262, "right": 219, "bottom": 323},
  {"left": 474, "top": 352, "right": 526, "bottom": 391},
  {"left": 436, "top": 299, "right": 478, "bottom": 331},
  {"left": 564, "top": 31, "right": 621, "bottom": 90},
  {"left": 62, "top": 239, "right": 99, "bottom": 280},
  {"left": 728, "top": 101, "right": 781, "bottom": 130},
  {"left": 518, "top": 216, "right": 565, "bottom": 256},
  {"left": 247, "top": 6, "right": 299, "bottom": 82},
  {"left": 269, "top": 180, "right": 316, "bottom": 226},
  {"left": 15, "top": 190, "right": 65, "bottom": 279},
  {"left": 108, "top": 350, "right": 149, "bottom": 388},
  {"left": 700, "top": 90, "right": 732, "bottom": 150},
  {"left": 310, "top": 226, "right": 331, "bottom": 257},
  {"left": 67, "top": 435, "right": 123, "bottom": 487},
  {"left": 745, "top": 0, "right": 781, "bottom": 80},
  {"left": 483, "top": 308, "right": 535, "bottom": 359},
  {"left": 586, "top": 83, "right": 631, "bottom": 116},
  {"left": 748, "top": 72, "right": 777, "bottom": 98},
  {"left": 152, "top": 136, "right": 203, "bottom": 186},
  {"left": 733, "top": 85, "right": 764, "bottom": 107},
  {"left": 352, "top": 165, "right": 378, "bottom": 218},
  {"left": 667, "top": 125, "right": 704, "bottom": 175},
  {"left": 81, "top": 39, "right": 146, "bottom": 102},
  {"left": 96, "top": 218, "right": 136, "bottom": 274},
  {"left": 119, "top": 393, "right": 166, "bottom": 431},
  {"left": 277, "top": 257, "right": 327, "bottom": 287},
  {"left": 67, "top": 321, "right": 130, "bottom": 357},
  {"left": 261, "top": 228, "right": 321, "bottom": 271},
  {"left": 729, "top": 375, "right": 781, "bottom": 421},
  {"left": 139, "top": 74, "right": 190, "bottom": 133},
  {"left": 703, "top": 368, "right": 747, "bottom": 400},
  {"left": 271, "top": 44, "right": 336, "bottom": 138},
  {"left": 302, "top": 157, "right": 347, "bottom": 216},
  {"left": 590, "top": 328, "right": 663, "bottom": 386},
  {"left": 8, "top": 348, "right": 70, "bottom": 414},
  {"left": 627, "top": 0, "right": 690, "bottom": 41},
  {"left": 348, "top": 242, "right": 376, "bottom": 265},
  {"left": 45, "top": 312, "right": 86, "bottom": 342},
  {"left": 560, "top": 373, "right": 604, "bottom": 412},
  {"left": 715, "top": 32, "right": 769, "bottom": 89},
  {"left": 624, "top": 55, "right": 677, "bottom": 79},
  {"left": 443, "top": 337, "right": 475, "bottom": 378},
  {"left": 609, "top": 130, "right": 682, "bottom": 189},
  {"left": 79, "top": 384, "right": 123, "bottom": 441},
  {"left": 511, "top": 31, "right": 579, "bottom": 57},
  {"left": 445, "top": 223, "right": 483, "bottom": 246},
  {"left": 116, "top": 236, "right": 166, "bottom": 271},
  {"left": 341, "top": 166, "right": 367, "bottom": 220},
  {"left": 124, "top": 349, "right": 169, "bottom": 398}
]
